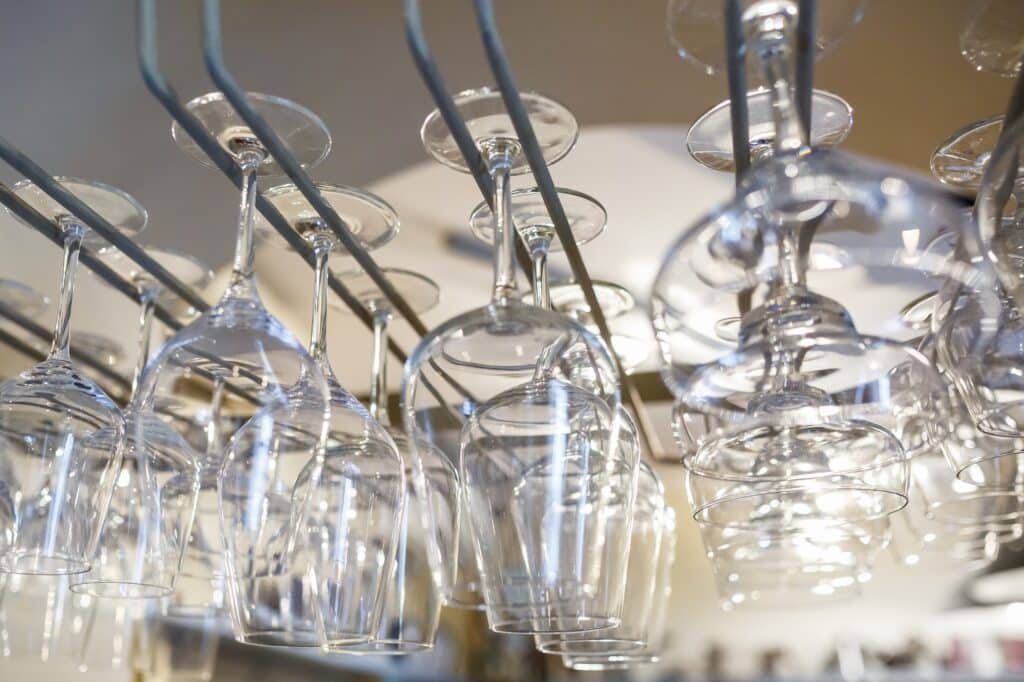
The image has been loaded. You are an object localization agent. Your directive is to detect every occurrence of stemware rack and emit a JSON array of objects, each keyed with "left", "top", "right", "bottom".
[{"left": 2, "top": 0, "right": 1018, "bottom": 459}]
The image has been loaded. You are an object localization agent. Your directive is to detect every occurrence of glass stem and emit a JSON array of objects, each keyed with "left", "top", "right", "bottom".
[
  {"left": 488, "top": 142, "right": 519, "bottom": 304},
  {"left": 751, "top": 12, "right": 806, "bottom": 157},
  {"left": 205, "top": 378, "right": 225, "bottom": 459},
  {"left": 308, "top": 237, "right": 332, "bottom": 365},
  {"left": 369, "top": 307, "right": 391, "bottom": 426},
  {"left": 130, "top": 287, "right": 159, "bottom": 398},
  {"left": 228, "top": 151, "right": 265, "bottom": 292},
  {"left": 49, "top": 221, "right": 84, "bottom": 361},
  {"left": 530, "top": 237, "right": 552, "bottom": 309}
]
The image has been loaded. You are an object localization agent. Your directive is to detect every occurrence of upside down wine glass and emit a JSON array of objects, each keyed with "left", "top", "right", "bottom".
[
  {"left": 70, "top": 247, "right": 212, "bottom": 598},
  {"left": 408, "top": 88, "right": 633, "bottom": 634},
  {"left": 0, "top": 177, "right": 147, "bottom": 575},
  {"left": 653, "top": 0, "right": 997, "bottom": 534},
  {"left": 138, "top": 91, "right": 333, "bottom": 646},
  {"left": 257, "top": 182, "right": 406, "bottom": 648},
  {"left": 334, "top": 267, "right": 459, "bottom": 655}
]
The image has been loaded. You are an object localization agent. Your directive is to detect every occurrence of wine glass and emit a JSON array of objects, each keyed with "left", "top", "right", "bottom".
[
  {"left": 667, "top": 0, "right": 866, "bottom": 77},
  {"left": 561, "top": 507, "right": 676, "bottom": 671},
  {"left": 653, "top": 2, "right": 1000, "bottom": 535},
  {"left": 0, "top": 177, "right": 147, "bottom": 575},
  {"left": 138, "top": 91, "right": 334, "bottom": 646},
  {"left": 407, "top": 88, "right": 632, "bottom": 633},
  {"left": 255, "top": 183, "right": 407, "bottom": 649},
  {"left": 332, "top": 267, "right": 459, "bottom": 655},
  {"left": 534, "top": 460, "right": 665, "bottom": 656},
  {"left": 69, "top": 247, "right": 212, "bottom": 598},
  {"left": 547, "top": 281, "right": 650, "bottom": 372},
  {"left": 911, "top": 452, "right": 1024, "bottom": 530},
  {"left": 960, "top": 0, "right": 1024, "bottom": 77}
]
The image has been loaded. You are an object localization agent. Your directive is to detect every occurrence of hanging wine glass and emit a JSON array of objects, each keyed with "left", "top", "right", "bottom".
[
  {"left": 960, "top": 0, "right": 1024, "bottom": 78},
  {"left": 407, "top": 88, "right": 632, "bottom": 633},
  {"left": 137, "top": 91, "right": 334, "bottom": 646},
  {"left": 652, "top": 1, "right": 998, "bottom": 534},
  {"left": 0, "top": 177, "right": 147, "bottom": 575},
  {"left": 940, "top": 115, "right": 1024, "bottom": 447},
  {"left": 911, "top": 452, "right": 1024, "bottom": 531},
  {"left": 69, "top": 247, "right": 211, "bottom": 598},
  {"left": 255, "top": 182, "right": 407, "bottom": 649},
  {"left": 667, "top": 0, "right": 866, "bottom": 77},
  {"left": 533, "top": 460, "right": 665, "bottom": 656},
  {"left": 562, "top": 507, "right": 677, "bottom": 672},
  {"left": 328, "top": 267, "right": 459, "bottom": 655}
]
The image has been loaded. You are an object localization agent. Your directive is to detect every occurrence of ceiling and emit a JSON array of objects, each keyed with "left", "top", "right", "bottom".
[{"left": 0, "top": 1, "right": 1019, "bottom": 677}]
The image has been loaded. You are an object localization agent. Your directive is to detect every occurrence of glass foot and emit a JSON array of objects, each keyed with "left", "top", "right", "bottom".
[
  {"left": 335, "top": 267, "right": 439, "bottom": 315},
  {"left": 469, "top": 187, "right": 606, "bottom": 249}
]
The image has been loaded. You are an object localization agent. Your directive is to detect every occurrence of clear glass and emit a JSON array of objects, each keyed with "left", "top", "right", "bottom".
[
  {"left": 546, "top": 281, "right": 649, "bottom": 372},
  {"left": 911, "top": 453, "right": 1024, "bottom": 528},
  {"left": 281, "top": 215, "right": 407, "bottom": 650},
  {"left": 332, "top": 268, "right": 459, "bottom": 655},
  {"left": 71, "top": 248, "right": 212, "bottom": 599},
  {"left": 534, "top": 461, "right": 664, "bottom": 655},
  {"left": 667, "top": 0, "right": 866, "bottom": 76},
  {"left": 960, "top": 0, "right": 1024, "bottom": 77},
  {"left": 141, "top": 93, "right": 334, "bottom": 645},
  {"left": 687, "top": 88, "right": 853, "bottom": 172},
  {"left": 561, "top": 507, "right": 677, "bottom": 671},
  {"left": 408, "top": 103, "right": 631, "bottom": 632},
  {"left": 75, "top": 600, "right": 145, "bottom": 674},
  {"left": 0, "top": 178, "right": 147, "bottom": 575},
  {"left": 653, "top": 11, "right": 999, "bottom": 530}
]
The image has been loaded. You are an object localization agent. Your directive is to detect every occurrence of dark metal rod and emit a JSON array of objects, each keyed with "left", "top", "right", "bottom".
[
  {"left": 200, "top": 0, "right": 431, "bottom": 339},
  {"left": 0, "top": 304, "right": 132, "bottom": 395},
  {"left": 0, "top": 140, "right": 208, "bottom": 314},
  {"left": 0, "top": 183, "right": 183, "bottom": 331},
  {"left": 472, "top": 0, "right": 658, "bottom": 456},
  {"left": 795, "top": 0, "right": 817, "bottom": 136},
  {"left": 401, "top": 0, "right": 535, "bottom": 285},
  {"left": 724, "top": 0, "right": 750, "bottom": 184}
]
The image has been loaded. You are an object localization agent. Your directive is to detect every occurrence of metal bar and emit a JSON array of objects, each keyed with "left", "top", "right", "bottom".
[
  {"left": 199, "top": 0, "right": 432, "bottom": 339},
  {"left": 724, "top": 0, "right": 750, "bottom": 184},
  {"left": 0, "top": 304, "right": 132, "bottom": 395},
  {"left": 795, "top": 0, "right": 817, "bottom": 136},
  {"left": 0, "top": 183, "right": 183, "bottom": 330},
  {"left": 0, "top": 140, "right": 209, "bottom": 314},
  {"left": 471, "top": 0, "right": 659, "bottom": 456},
  {"left": 402, "top": 0, "right": 535, "bottom": 286}
]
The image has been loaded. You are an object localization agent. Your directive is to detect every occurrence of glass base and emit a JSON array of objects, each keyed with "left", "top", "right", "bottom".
[
  {"left": 420, "top": 87, "right": 578, "bottom": 175},
  {"left": 687, "top": 88, "right": 853, "bottom": 172},
  {"left": 174, "top": 92, "right": 331, "bottom": 175},
  {"left": 258, "top": 182, "right": 399, "bottom": 253},
  {"left": 468, "top": 187, "right": 606, "bottom": 250},
  {"left": 334, "top": 267, "right": 439, "bottom": 316},
  {"left": 930, "top": 115, "right": 1007, "bottom": 191},
  {"left": 233, "top": 630, "right": 322, "bottom": 648},
  {"left": 10, "top": 176, "right": 148, "bottom": 250}
]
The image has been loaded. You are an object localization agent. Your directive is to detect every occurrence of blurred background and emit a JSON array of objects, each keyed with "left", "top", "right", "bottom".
[{"left": 0, "top": 1, "right": 1021, "bottom": 680}]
